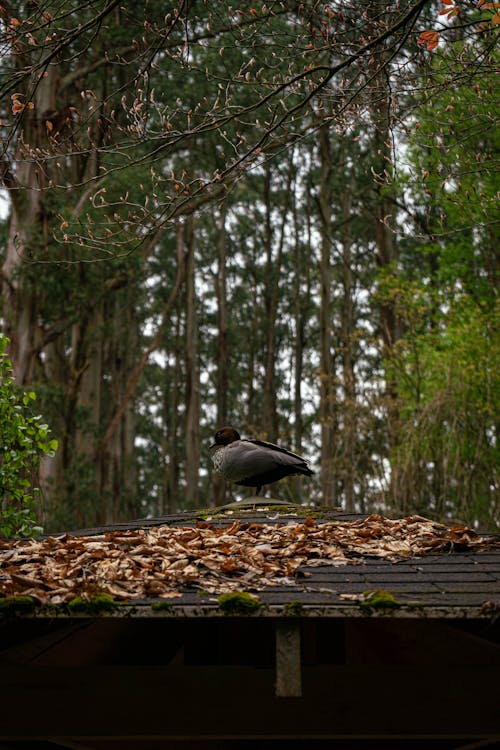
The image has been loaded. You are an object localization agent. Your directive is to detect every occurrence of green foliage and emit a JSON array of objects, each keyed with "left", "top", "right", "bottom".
[
  {"left": 403, "top": 44, "right": 498, "bottom": 305},
  {"left": 383, "top": 288, "right": 499, "bottom": 526},
  {"left": 382, "top": 38, "right": 500, "bottom": 527},
  {"left": 0, "top": 335, "right": 58, "bottom": 538}
]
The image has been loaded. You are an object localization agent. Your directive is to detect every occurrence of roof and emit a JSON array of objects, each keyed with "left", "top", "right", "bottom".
[{"left": 1, "top": 501, "right": 499, "bottom": 620}]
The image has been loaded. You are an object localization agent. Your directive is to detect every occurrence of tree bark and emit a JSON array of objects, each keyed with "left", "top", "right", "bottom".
[
  {"left": 1, "top": 61, "right": 61, "bottom": 384},
  {"left": 292, "top": 175, "right": 305, "bottom": 455},
  {"left": 162, "top": 300, "right": 182, "bottom": 515},
  {"left": 262, "top": 159, "right": 293, "bottom": 442},
  {"left": 0, "top": 33, "right": 144, "bottom": 531},
  {"left": 340, "top": 169, "right": 356, "bottom": 513},
  {"left": 318, "top": 123, "right": 337, "bottom": 507},
  {"left": 368, "top": 11, "right": 404, "bottom": 511},
  {"left": 290, "top": 167, "right": 312, "bottom": 501},
  {"left": 262, "top": 166, "right": 279, "bottom": 442},
  {"left": 213, "top": 202, "right": 229, "bottom": 506},
  {"left": 184, "top": 217, "right": 200, "bottom": 507}
]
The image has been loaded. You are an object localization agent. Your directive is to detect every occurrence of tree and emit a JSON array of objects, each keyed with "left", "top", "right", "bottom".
[
  {"left": 379, "top": 24, "right": 499, "bottom": 525},
  {"left": 0, "top": 0, "right": 498, "bottom": 529}
]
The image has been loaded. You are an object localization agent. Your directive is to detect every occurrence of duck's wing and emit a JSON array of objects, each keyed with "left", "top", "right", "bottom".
[
  {"left": 230, "top": 439, "right": 313, "bottom": 486},
  {"left": 245, "top": 438, "right": 310, "bottom": 465},
  {"left": 221, "top": 439, "right": 296, "bottom": 481}
]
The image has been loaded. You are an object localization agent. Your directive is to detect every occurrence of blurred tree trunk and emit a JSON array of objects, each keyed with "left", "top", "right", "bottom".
[
  {"left": 213, "top": 201, "right": 229, "bottom": 505},
  {"left": 1, "top": 63, "right": 60, "bottom": 383},
  {"left": 116, "top": 287, "right": 139, "bottom": 521},
  {"left": 340, "top": 169, "right": 356, "bottom": 513},
  {"left": 367, "top": 12, "right": 404, "bottom": 512},
  {"left": 318, "top": 123, "right": 337, "bottom": 507},
  {"left": 262, "top": 166, "right": 279, "bottom": 442},
  {"left": 184, "top": 217, "right": 200, "bottom": 507},
  {"left": 292, "top": 172, "right": 305, "bottom": 455},
  {"left": 262, "top": 159, "right": 293, "bottom": 442},
  {"left": 245, "top": 223, "right": 260, "bottom": 434},
  {"left": 290, "top": 166, "right": 312, "bottom": 501},
  {"left": 162, "top": 299, "right": 182, "bottom": 514},
  {"left": 100, "top": 287, "right": 139, "bottom": 525}
]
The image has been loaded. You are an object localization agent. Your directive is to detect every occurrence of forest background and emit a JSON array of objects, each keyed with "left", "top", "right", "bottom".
[{"left": 0, "top": 0, "right": 498, "bottom": 535}]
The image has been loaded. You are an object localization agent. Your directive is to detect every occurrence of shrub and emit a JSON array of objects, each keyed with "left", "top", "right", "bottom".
[{"left": 0, "top": 335, "right": 58, "bottom": 538}]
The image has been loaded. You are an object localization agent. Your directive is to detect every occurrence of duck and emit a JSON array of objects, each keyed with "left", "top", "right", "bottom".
[{"left": 210, "top": 426, "right": 314, "bottom": 496}]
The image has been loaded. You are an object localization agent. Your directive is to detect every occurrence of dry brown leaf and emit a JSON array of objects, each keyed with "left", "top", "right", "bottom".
[{"left": 0, "top": 514, "right": 497, "bottom": 604}]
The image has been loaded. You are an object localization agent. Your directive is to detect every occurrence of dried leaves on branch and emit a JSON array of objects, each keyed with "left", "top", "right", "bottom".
[{"left": 0, "top": 515, "right": 496, "bottom": 605}]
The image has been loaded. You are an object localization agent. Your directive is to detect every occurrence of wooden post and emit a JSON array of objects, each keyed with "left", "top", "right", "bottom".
[{"left": 275, "top": 620, "right": 302, "bottom": 697}]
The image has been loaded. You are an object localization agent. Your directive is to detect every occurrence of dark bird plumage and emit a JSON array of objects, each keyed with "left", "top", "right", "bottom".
[{"left": 210, "top": 426, "right": 314, "bottom": 496}]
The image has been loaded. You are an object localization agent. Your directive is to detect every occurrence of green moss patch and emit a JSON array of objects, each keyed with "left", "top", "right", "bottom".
[
  {"left": 360, "top": 589, "right": 400, "bottom": 609},
  {"left": 218, "top": 591, "right": 261, "bottom": 615},
  {"left": 283, "top": 600, "right": 303, "bottom": 616},
  {"left": 67, "top": 593, "right": 117, "bottom": 614},
  {"left": 151, "top": 601, "right": 174, "bottom": 613},
  {"left": 0, "top": 595, "right": 38, "bottom": 617}
]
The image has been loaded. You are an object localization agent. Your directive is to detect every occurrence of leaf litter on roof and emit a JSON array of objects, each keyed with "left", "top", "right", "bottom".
[{"left": 0, "top": 514, "right": 497, "bottom": 606}]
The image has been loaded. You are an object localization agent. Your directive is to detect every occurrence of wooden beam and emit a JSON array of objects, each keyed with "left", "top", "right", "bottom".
[{"left": 275, "top": 619, "right": 302, "bottom": 697}]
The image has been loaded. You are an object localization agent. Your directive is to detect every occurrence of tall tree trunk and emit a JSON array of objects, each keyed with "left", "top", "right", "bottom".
[
  {"left": 245, "top": 230, "right": 260, "bottom": 434},
  {"left": 262, "top": 159, "right": 294, "bottom": 442},
  {"left": 213, "top": 202, "right": 229, "bottom": 505},
  {"left": 2, "top": 63, "right": 60, "bottom": 383},
  {"left": 368, "top": 15, "right": 404, "bottom": 512},
  {"left": 290, "top": 168, "right": 312, "bottom": 501},
  {"left": 262, "top": 166, "right": 279, "bottom": 442},
  {"left": 121, "top": 291, "right": 138, "bottom": 520},
  {"left": 340, "top": 169, "right": 356, "bottom": 513},
  {"left": 292, "top": 177, "right": 305, "bottom": 455},
  {"left": 44, "top": 296, "right": 105, "bottom": 527},
  {"left": 162, "top": 300, "right": 182, "bottom": 514},
  {"left": 100, "top": 287, "right": 139, "bottom": 525},
  {"left": 318, "top": 124, "right": 337, "bottom": 507},
  {"left": 0, "top": 33, "right": 142, "bottom": 531},
  {"left": 184, "top": 217, "right": 200, "bottom": 507}
]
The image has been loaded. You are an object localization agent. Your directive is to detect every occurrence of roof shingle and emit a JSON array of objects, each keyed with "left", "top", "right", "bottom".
[{"left": 1, "top": 506, "right": 499, "bottom": 618}]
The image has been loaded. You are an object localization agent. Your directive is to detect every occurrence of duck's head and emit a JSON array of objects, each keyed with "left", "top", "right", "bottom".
[{"left": 210, "top": 426, "right": 241, "bottom": 448}]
